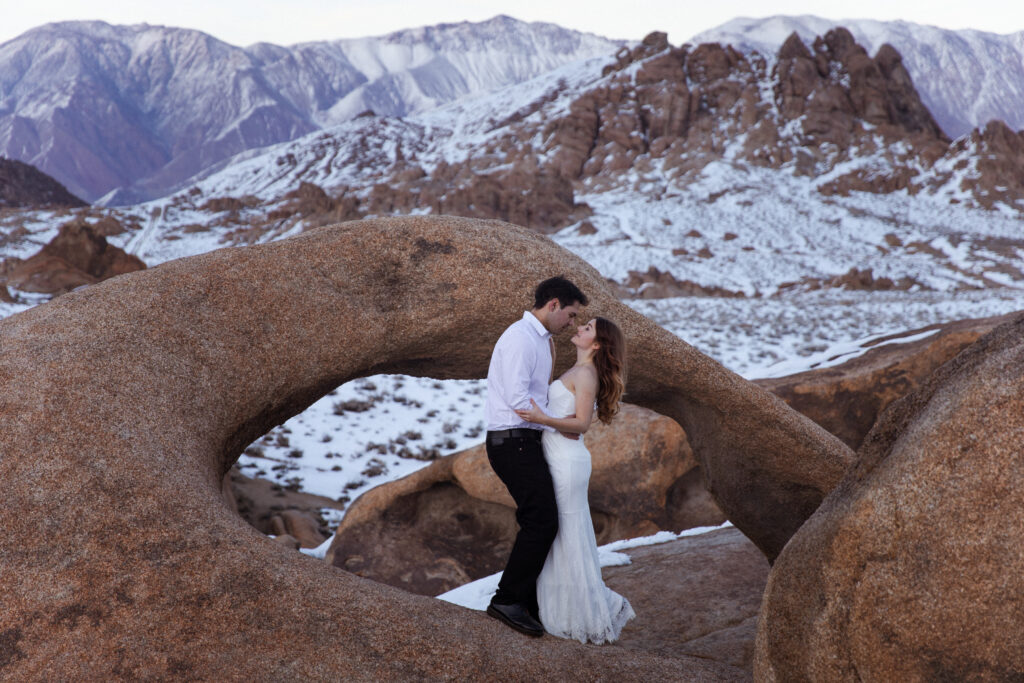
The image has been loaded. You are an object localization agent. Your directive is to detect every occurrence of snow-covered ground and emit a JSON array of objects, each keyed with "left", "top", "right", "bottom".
[
  {"left": 632, "top": 288, "right": 1024, "bottom": 377},
  {"left": 556, "top": 164, "right": 1024, "bottom": 295},
  {"left": 236, "top": 374, "right": 487, "bottom": 519}
]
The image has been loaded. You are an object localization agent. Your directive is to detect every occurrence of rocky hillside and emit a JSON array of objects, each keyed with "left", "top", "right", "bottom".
[
  {"left": 0, "top": 17, "right": 619, "bottom": 203},
  {"left": 78, "top": 27, "right": 1024, "bottom": 297},
  {"left": 0, "top": 157, "right": 85, "bottom": 208}
]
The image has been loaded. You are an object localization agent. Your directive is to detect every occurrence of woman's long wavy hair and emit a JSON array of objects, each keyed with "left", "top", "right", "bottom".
[{"left": 592, "top": 317, "right": 626, "bottom": 425}]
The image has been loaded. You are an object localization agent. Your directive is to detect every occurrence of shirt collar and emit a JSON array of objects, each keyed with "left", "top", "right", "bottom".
[{"left": 523, "top": 311, "right": 551, "bottom": 339}]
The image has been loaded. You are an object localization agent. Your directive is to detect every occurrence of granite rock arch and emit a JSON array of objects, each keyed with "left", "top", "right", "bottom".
[{"left": 0, "top": 216, "right": 850, "bottom": 679}]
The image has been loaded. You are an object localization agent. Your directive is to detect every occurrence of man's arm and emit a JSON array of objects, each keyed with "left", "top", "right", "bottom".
[{"left": 499, "top": 340, "right": 538, "bottom": 411}]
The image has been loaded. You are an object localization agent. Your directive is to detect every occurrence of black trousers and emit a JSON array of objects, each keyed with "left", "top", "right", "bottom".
[{"left": 486, "top": 431, "right": 558, "bottom": 618}]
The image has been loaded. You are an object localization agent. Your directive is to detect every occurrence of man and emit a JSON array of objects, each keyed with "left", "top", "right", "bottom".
[{"left": 484, "top": 275, "right": 588, "bottom": 637}]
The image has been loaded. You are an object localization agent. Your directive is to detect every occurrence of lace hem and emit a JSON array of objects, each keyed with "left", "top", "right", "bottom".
[{"left": 551, "top": 594, "right": 636, "bottom": 645}]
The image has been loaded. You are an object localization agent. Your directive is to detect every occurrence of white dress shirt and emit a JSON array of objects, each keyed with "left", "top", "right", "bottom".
[{"left": 485, "top": 311, "right": 555, "bottom": 431}]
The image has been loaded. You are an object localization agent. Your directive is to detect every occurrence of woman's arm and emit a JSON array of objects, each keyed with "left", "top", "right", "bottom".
[{"left": 515, "top": 371, "right": 597, "bottom": 434}]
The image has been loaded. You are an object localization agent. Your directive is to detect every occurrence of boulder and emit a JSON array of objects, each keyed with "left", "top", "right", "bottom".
[
  {"left": 5, "top": 220, "right": 145, "bottom": 294},
  {"left": 605, "top": 526, "right": 770, "bottom": 671},
  {"left": 225, "top": 466, "right": 340, "bottom": 546},
  {"left": 756, "top": 312, "right": 1024, "bottom": 680},
  {"left": 3, "top": 253, "right": 98, "bottom": 293},
  {"left": 327, "top": 404, "right": 727, "bottom": 595},
  {"left": 624, "top": 266, "right": 746, "bottom": 299},
  {"left": 269, "top": 510, "right": 328, "bottom": 549},
  {"left": 757, "top": 313, "right": 1014, "bottom": 449},
  {"left": 0, "top": 215, "right": 845, "bottom": 679},
  {"left": 92, "top": 215, "right": 126, "bottom": 236},
  {"left": 271, "top": 534, "right": 301, "bottom": 550},
  {"left": 365, "top": 162, "right": 588, "bottom": 232}
]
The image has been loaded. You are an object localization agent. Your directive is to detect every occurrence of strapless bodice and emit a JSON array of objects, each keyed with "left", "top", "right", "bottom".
[{"left": 547, "top": 379, "right": 576, "bottom": 417}]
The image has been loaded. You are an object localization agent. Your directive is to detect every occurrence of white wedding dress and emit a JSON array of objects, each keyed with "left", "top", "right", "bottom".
[{"left": 536, "top": 379, "right": 635, "bottom": 643}]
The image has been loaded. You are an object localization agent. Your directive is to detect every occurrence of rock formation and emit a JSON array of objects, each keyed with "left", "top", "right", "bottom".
[
  {"left": 1, "top": 219, "right": 146, "bottom": 294},
  {"left": 365, "top": 163, "right": 589, "bottom": 233},
  {"left": 755, "top": 312, "right": 1024, "bottom": 680},
  {"left": 949, "top": 119, "right": 1024, "bottom": 209},
  {"left": 254, "top": 28, "right": 1003, "bottom": 247},
  {"left": 757, "top": 312, "right": 1014, "bottom": 449},
  {"left": 538, "top": 27, "right": 949, "bottom": 193},
  {"left": 327, "top": 404, "right": 726, "bottom": 595},
  {"left": 0, "top": 215, "right": 848, "bottom": 679}
]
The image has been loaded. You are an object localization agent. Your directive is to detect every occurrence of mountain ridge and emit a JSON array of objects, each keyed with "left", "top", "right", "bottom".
[{"left": 0, "top": 17, "right": 621, "bottom": 204}]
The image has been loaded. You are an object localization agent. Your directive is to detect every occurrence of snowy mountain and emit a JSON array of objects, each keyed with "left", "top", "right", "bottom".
[
  {"left": 0, "top": 17, "right": 621, "bottom": 204},
  {"left": 100, "top": 27, "right": 1024, "bottom": 292},
  {"left": 5, "top": 27, "right": 1023, "bottom": 323},
  {"left": 691, "top": 15, "right": 1024, "bottom": 139}
]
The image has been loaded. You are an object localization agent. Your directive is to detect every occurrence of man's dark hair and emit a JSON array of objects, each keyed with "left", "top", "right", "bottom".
[{"left": 534, "top": 275, "right": 588, "bottom": 309}]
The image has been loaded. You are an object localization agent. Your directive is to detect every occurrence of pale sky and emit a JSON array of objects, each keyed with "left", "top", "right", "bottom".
[{"left": 3, "top": 0, "right": 1024, "bottom": 47}]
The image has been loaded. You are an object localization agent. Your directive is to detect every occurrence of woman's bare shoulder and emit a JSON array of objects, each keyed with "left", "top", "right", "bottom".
[{"left": 560, "top": 365, "right": 597, "bottom": 393}]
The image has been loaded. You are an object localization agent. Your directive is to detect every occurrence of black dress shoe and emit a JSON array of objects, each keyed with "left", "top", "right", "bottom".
[{"left": 486, "top": 602, "right": 545, "bottom": 637}]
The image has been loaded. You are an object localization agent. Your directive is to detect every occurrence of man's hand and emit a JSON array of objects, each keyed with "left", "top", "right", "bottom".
[{"left": 558, "top": 430, "right": 580, "bottom": 441}]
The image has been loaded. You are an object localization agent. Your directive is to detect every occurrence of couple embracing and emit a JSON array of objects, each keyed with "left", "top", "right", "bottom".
[{"left": 484, "top": 276, "right": 635, "bottom": 643}]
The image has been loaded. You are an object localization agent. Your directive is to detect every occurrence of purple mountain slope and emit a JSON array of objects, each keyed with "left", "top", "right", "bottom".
[{"left": 0, "top": 17, "right": 620, "bottom": 204}]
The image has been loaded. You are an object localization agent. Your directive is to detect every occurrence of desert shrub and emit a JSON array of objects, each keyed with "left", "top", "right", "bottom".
[{"left": 333, "top": 399, "right": 373, "bottom": 415}]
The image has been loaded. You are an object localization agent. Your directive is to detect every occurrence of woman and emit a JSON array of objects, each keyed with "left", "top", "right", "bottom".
[{"left": 515, "top": 317, "right": 635, "bottom": 644}]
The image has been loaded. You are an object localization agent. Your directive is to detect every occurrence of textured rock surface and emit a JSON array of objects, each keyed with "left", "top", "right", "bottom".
[
  {"left": 606, "top": 527, "right": 769, "bottom": 672},
  {"left": 0, "top": 215, "right": 846, "bottom": 679},
  {"left": 270, "top": 510, "right": 329, "bottom": 549},
  {"left": 757, "top": 313, "right": 1013, "bottom": 449},
  {"left": 327, "top": 404, "right": 727, "bottom": 595},
  {"left": 755, "top": 312, "right": 1024, "bottom": 681}
]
